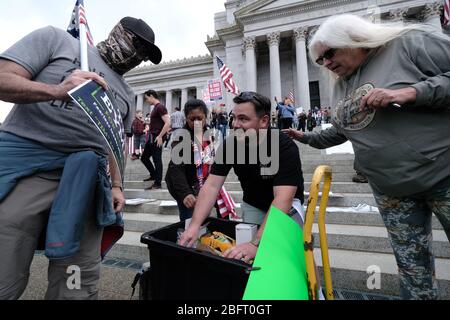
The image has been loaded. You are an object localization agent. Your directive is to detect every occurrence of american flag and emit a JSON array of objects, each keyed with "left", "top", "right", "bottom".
[
  {"left": 217, "top": 187, "right": 238, "bottom": 220},
  {"left": 288, "top": 91, "right": 295, "bottom": 103},
  {"left": 444, "top": 0, "right": 450, "bottom": 26},
  {"left": 67, "top": 0, "right": 94, "bottom": 46},
  {"left": 216, "top": 56, "right": 240, "bottom": 96}
]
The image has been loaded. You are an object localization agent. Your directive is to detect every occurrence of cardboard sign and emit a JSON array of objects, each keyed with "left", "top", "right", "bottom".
[{"left": 208, "top": 79, "right": 223, "bottom": 101}]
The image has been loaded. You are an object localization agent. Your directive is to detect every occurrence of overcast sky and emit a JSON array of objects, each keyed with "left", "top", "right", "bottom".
[{"left": 0, "top": 0, "right": 227, "bottom": 122}]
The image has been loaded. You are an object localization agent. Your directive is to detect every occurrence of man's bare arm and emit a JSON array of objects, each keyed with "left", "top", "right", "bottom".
[
  {"left": 0, "top": 59, "right": 107, "bottom": 104},
  {"left": 178, "top": 174, "right": 226, "bottom": 247},
  {"left": 108, "top": 152, "right": 126, "bottom": 212},
  {"left": 155, "top": 114, "right": 171, "bottom": 147}
]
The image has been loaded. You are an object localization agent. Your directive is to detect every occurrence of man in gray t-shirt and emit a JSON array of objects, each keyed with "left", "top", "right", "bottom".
[{"left": 0, "top": 17, "right": 162, "bottom": 300}]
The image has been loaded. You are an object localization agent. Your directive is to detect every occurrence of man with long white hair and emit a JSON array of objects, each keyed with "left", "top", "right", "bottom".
[{"left": 284, "top": 14, "right": 450, "bottom": 300}]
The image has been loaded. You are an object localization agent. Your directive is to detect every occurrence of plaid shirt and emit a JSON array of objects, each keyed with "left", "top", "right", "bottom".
[{"left": 131, "top": 118, "right": 146, "bottom": 135}]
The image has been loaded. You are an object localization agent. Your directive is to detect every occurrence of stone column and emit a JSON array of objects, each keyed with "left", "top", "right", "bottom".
[
  {"left": 294, "top": 27, "right": 311, "bottom": 111},
  {"left": 421, "top": 2, "right": 443, "bottom": 32},
  {"left": 243, "top": 36, "right": 257, "bottom": 92},
  {"left": 181, "top": 88, "right": 188, "bottom": 110},
  {"left": 136, "top": 93, "right": 144, "bottom": 111},
  {"left": 196, "top": 86, "right": 203, "bottom": 100},
  {"left": 388, "top": 8, "right": 408, "bottom": 24},
  {"left": 166, "top": 90, "right": 173, "bottom": 113},
  {"left": 267, "top": 32, "right": 282, "bottom": 106}
]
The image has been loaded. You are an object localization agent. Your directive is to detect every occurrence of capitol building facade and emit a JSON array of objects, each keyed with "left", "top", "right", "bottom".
[{"left": 124, "top": 0, "right": 447, "bottom": 116}]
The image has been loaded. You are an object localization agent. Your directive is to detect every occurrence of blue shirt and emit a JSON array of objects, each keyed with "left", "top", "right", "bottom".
[{"left": 277, "top": 103, "right": 296, "bottom": 119}]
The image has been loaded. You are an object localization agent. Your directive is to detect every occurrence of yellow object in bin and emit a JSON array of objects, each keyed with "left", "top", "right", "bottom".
[{"left": 200, "top": 231, "right": 235, "bottom": 256}]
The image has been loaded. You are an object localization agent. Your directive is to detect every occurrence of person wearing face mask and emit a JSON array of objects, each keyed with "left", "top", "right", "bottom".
[
  {"left": 0, "top": 17, "right": 162, "bottom": 300},
  {"left": 165, "top": 99, "right": 216, "bottom": 222},
  {"left": 283, "top": 14, "right": 450, "bottom": 300},
  {"left": 179, "top": 92, "right": 305, "bottom": 264}
]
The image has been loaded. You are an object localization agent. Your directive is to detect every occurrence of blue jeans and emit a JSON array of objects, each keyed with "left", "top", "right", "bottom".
[
  {"left": 177, "top": 201, "right": 193, "bottom": 222},
  {"left": 218, "top": 124, "right": 227, "bottom": 139},
  {"left": 133, "top": 134, "right": 146, "bottom": 153}
]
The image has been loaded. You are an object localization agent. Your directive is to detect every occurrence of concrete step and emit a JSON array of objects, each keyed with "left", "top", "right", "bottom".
[
  {"left": 122, "top": 205, "right": 444, "bottom": 231},
  {"left": 125, "top": 164, "right": 357, "bottom": 175},
  {"left": 320, "top": 210, "right": 444, "bottom": 231},
  {"left": 124, "top": 201, "right": 238, "bottom": 216},
  {"left": 123, "top": 213, "right": 179, "bottom": 233},
  {"left": 127, "top": 146, "right": 353, "bottom": 160},
  {"left": 120, "top": 212, "right": 449, "bottom": 259},
  {"left": 124, "top": 181, "right": 373, "bottom": 194},
  {"left": 106, "top": 230, "right": 450, "bottom": 299},
  {"left": 107, "top": 231, "right": 148, "bottom": 262},
  {"left": 314, "top": 249, "right": 450, "bottom": 299},
  {"left": 124, "top": 189, "right": 377, "bottom": 208},
  {"left": 312, "top": 224, "right": 450, "bottom": 258},
  {"left": 125, "top": 172, "right": 358, "bottom": 183}
]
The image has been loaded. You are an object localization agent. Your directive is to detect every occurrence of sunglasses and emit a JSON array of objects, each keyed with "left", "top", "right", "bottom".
[
  {"left": 237, "top": 92, "right": 266, "bottom": 107},
  {"left": 315, "top": 48, "right": 337, "bottom": 65}
]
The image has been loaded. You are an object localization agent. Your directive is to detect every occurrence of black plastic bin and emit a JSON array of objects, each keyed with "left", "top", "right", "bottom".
[{"left": 140, "top": 217, "right": 254, "bottom": 300}]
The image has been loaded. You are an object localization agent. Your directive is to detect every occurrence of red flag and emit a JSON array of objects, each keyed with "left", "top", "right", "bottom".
[{"left": 288, "top": 91, "right": 295, "bottom": 103}]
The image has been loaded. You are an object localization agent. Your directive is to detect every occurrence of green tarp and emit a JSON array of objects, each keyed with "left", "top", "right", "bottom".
[{"left": 243, "top": 206, "right": 309, "bottom": 300}]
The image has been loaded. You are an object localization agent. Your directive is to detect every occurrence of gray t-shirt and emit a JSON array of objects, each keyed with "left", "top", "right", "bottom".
[
  {"left": 302, "top": 30, "right": 450, "bottom": 197},
  {"left": 0, "top": 26, "right": 134, "bottom": 155}
]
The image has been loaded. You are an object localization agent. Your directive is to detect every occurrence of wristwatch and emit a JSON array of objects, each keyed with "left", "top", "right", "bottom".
[
  {"left": 111, "top": 183, "right": 123, "bottom": 191},
  {"left": 250, "top": 237, "right": 260, "bottom": 247}
]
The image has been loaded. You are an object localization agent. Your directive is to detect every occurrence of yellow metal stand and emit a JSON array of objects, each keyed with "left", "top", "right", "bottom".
[{"left": 303, "top": 165, "right": 334, "bottom": 300}]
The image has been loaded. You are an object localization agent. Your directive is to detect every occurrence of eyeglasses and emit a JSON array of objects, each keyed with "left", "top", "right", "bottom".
[
  {"left": 315, "top": 48, "right": 337, "bottom": 65},
  {"left": 236, "top": 92, "right": 270, "bottom": 117}
]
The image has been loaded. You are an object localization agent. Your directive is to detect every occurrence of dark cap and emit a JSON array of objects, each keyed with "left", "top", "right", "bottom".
[{"left": 120, "top": 17, "right": 162, "bottom": 65}]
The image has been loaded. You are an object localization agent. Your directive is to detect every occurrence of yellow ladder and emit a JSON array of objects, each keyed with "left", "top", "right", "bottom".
[{"left": 303, "top": 165, "right": 334, "bottom": 300}]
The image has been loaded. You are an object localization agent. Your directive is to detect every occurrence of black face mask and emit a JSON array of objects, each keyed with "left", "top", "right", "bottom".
[{"left": 96, "top": 22, "right": 147, "bottom": 75}]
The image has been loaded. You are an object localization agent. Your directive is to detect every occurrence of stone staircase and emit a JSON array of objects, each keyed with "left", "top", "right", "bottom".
[{"left": 107, "top": 141, "right": 450, "bottom": 299}]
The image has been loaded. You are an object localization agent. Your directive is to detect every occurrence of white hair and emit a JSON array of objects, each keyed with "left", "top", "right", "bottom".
[{"left": 309, "top": 14, "right": 430, "bottom": 65}]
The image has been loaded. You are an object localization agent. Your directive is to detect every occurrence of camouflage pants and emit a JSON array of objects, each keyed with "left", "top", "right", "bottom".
[{"left": 373, "top": 185, "right": 450, "bottom": 300}]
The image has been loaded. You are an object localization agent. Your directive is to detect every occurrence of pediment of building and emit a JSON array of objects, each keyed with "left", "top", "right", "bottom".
[
  {"left": 234, "top": 0, "right": 357, "bottom": 25},
  {"left": 235, "top": 0, "right": 315, "bottom": 17}
]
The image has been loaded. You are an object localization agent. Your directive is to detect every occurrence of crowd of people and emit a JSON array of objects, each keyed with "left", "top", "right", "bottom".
[{"left": 0, "top": 12, "right": 449, "bottom": 301}]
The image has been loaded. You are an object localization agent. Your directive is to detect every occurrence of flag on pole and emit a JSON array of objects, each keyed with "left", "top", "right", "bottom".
[
  {"left": 243, "top": 206, "right": 309, "bottom": 300},
  {"left": 67, "top": 0, "right": 94, "bottom": 46},
  {"left": 216, "top": 56, "right": 240, "bottom": 96},
  {"left": 288, "top": 91, "right": 295, "bottom": 103},
  {"left": 444, "top": 0, "right": 450, "bottom": 26}
]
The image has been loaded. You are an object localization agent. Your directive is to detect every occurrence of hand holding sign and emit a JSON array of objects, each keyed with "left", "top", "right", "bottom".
[{"left": 58, "top": 70, "right": 108, "bottom": 101}]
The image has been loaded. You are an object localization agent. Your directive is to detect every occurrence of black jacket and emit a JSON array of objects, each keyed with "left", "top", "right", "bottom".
[{"left": 165, "top": 125, "right": 210, "bottom": 203}]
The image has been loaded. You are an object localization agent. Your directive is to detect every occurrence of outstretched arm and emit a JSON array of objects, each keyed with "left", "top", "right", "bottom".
[
  {"left": 0, "top": 59, "right": 107, "bottom": 104},
  {"left": 178, "top": 174, "right": 227, "bottom": 247},
  {"left": 283, "top": 126, "right": 348, "bottom": 149}
]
